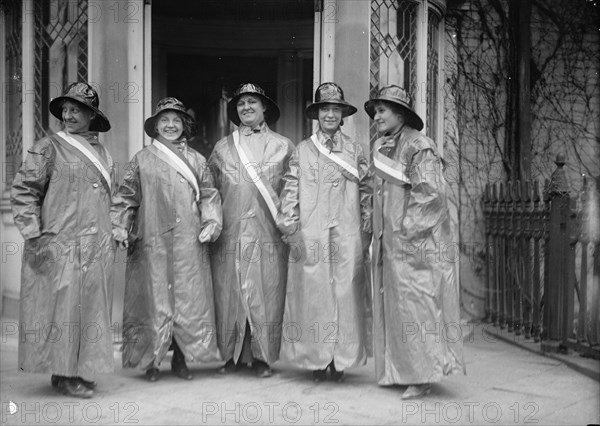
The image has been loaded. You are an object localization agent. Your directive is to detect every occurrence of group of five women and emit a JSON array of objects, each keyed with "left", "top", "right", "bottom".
[{"left": 11, "top": 81, "right": 464, "bottom": 400}]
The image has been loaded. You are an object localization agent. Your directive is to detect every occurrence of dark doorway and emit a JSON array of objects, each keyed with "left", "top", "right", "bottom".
[
  {"left": 167, "top": 55, "right": 278, "bottom": 158},
  {"left": 152, "top": 0, "right": 315, "bottom": 155}
]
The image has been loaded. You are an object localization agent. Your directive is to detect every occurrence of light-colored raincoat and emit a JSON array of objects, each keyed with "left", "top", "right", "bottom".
[
  {"left": 11, "top": 133, "right": 116, "bottom": 380},
  {"left": 372, "top": 127, "right": 465, "bottom": 385},
  {"left": 277, "top": 130, "right": 372, "bottom": 370},
  {"left": 111, "top": 142, "right": 222, "bottom": 370},
  {"left": 208, "top": 124, "right": 294, "bottom": 364}
]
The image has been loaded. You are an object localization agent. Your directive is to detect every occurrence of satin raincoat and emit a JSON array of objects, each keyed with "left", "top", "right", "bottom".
[
  {"left": 11, "top": 133, "right": 116, "bottom": 380},
  {"left": 277, "top": 130, "right": 372, "bottom": 370},
  {"left": 111, "top": 141, "right": 222, "bottom": 370},
  {"left": 208, "top": 124, "right": 294, "bottom": 364},
  {"left": 372, "top": 127, "right": 465, "bottom": 385}
]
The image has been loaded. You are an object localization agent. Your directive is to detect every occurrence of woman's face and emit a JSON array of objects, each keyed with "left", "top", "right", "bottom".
[
  {"left": 237, "top": 95, "right": 266, "bottom": 128},
  {"left": 373, "top": 102, "right": 404, "bottom": 135},
  {"left": 62, "top": 100, "right": 95, "bottom": 134},
  {"left": 318, "top": 104, "right": 343, "bottom": 135},
  {"left": 156, "top": 111, "right": 183, "bottom": 141}
]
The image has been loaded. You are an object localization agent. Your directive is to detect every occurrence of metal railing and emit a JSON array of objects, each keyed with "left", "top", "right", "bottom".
[{"left": 482, "top": 155, "right": 599, "bottom": 359}]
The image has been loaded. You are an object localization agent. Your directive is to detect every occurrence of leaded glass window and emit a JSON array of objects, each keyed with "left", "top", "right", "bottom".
[
  {"left": 370, "top": 0, "right": 418, "bottom": 143},
  {"left": 33, "top": 0, "right": 88, "bottom": 140},
  {"left": 427, "top": 9, "right": 441, "bottom": 142},
  {"left": 4, "top": 0, "right": 23, "bottom": 187}
]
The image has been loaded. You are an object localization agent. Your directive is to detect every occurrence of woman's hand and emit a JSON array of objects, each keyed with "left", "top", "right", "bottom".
[
  {"left": 112, "top": 228, "right": 129, "bottom": 249},
  {"left": 198, "top": 227, "right": 212, "bottom": 243}
]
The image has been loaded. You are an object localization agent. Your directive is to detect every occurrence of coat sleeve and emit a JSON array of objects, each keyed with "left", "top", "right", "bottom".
[
  {"left": 110, "top": 157, "right": 141, "bottom": 238},
  {"left": 401, "top": 148, "right": 448, "bottom": 240},
  {"left": 207, "top": 148, "right": 222, "bottom": 191},
  {"left": 357, "top": 143, "right": 373, "bottom": 234},
  {"left": 276, "top": 147, "right": 300, "bottom": 236},
  {"left": 10, "top": 140, "right": 55, "bottom": 240},
  {"left": 198, "top": 159, "right": 223, "bottom": 242}
]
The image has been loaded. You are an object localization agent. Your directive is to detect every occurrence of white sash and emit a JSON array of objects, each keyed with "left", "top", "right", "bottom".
[
  {"left": 56, "top": 131, "right": 111, "bottom": 190},
  {"left": 151, "top": 141, "right": 200, "bottom": 202},
  {"left": 232, "top": 130, "right": 278, "bottom": 221},
  {"left": 310, "top": 134, "right": 359, "bottom": 180},
  {"left": 373, "top": 145, "right": 410, "bottom": 185}
]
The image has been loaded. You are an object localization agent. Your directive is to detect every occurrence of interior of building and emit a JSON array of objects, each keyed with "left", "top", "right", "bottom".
[{"left": 152, "top": 0, "right": 316, "bottom": 155}]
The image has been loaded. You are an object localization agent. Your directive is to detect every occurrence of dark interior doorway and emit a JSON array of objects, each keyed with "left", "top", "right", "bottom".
[
  {"left": 152, "top": 0, "right": 315, "bottom": 155},
  {"left": 167, "top": 55, "right": 278, "bottom": 158}
]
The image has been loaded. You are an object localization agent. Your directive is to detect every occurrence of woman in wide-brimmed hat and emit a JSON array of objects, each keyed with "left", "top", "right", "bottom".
[
  {"left": 11, "top": 82, "right": 115, "bottom": 398},
  {"left": 208, "top": 83, "right": 294, "bottom": 378},
  {"left": 365, "top": 85, "right": 465, "bottom": 399},
  {"left": 277, "top": 82, "right": 372, "bottom": 383},
  {"left": 111, "top": 97, "right": 223, "bottom": 383}
]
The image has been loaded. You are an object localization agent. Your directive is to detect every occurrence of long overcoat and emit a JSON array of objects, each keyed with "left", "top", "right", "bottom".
[
  {"left": 208, "top": 124, "right": 294, "bottom": 364},
  {"left": 111, "top": 142, "right": 222, "bottom": 370},
  {"left": 372, "top": 127, "right": 465, "bottom": 385},
  {"left": 11, "top": 133, "right": 116, "bottom": 380},
  {"left": 277, "top": 130, "right": 372, "bottom": 370}
]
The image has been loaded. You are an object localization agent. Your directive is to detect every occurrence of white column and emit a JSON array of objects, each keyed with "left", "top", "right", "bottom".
[
  {"left": 22, "top": 0, "right": 35, "bottom": 155},
  {"left": 320, "top": 0, "right": 336, "bottom": 83},
  {"left": 127, "top": 0, "right": 145, "bottom": 156},
  {"left": 144, "top": 1, "right": 152, "bottom": 147},
  {"left": 415, "top": 0, "right": 428, "bottom": 134}
]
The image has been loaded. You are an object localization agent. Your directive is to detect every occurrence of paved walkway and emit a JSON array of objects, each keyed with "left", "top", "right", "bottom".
[{"left": 1, "top": 320, "right": 598, "bottom": 425}]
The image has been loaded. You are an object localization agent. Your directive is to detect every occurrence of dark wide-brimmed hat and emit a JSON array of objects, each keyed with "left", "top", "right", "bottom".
[
  {"left": 49, "top": 82, "right": 111, "bottom": 132},
  {"left": 364, "top": 85, "right": 424, "bottom": 131},
  {"left": 227, "top": 83, "right": 280, "bottom": 126},
  {"left": 305, "top": 82, "right": 357, "bottom": 120},
  {"left": 144, "top": 97, "right": 195, "bottom": 138}
]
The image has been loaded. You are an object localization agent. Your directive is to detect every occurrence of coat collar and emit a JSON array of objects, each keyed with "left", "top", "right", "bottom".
[
  {"left": 317, "top": 129, "right": 344, "bottom": 152},
  {"left": 239, "top": 122, "right": 267, "bottom": 136}
]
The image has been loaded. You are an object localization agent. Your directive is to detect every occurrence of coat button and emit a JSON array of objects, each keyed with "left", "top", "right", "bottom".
[
  {"left": 168, "top": 283, "right": 172, "bottom": 290},
  {"left": 333, "top": 181, "right": 339, "bottom": 187},
  {"left": 176, "top": 217, "right": 181, "bottom": 223},
  {"left": 90, "top": 226, "right": 97, "bottom": 233},
  {"left": 82, "top": 266, "right": 88, "bottom": 272},
  {"left": 92, "top": 183, "right": 99, "bottom": 188},
  {"left": 180, "top": 177, "right": 185, "bottom": 183}
]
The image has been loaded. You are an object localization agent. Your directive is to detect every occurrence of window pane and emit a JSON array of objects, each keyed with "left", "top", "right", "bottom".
[
  {"left": 34, "top": 0, "right": 88, "bottom": 139},
  {"left": 5, "top": 0, "right": 23, "bottom": 186},
  {"left": 427, "top": 8, "right": 441, "bottom": 141},
  {"left": 370, "top": 0, "right": 417, "bottom": 144}
]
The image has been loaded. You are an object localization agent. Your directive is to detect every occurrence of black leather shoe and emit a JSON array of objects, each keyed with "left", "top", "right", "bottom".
[
  {"left": 51, "top": 375, "right": 62, "bottom": 388},
  {"left": 57, "top": 377, "right": 93, "bottom": 399},
  {"left": 330, "top": 370, "right": 345, "bottom": 382},
  {"left": 329, "top": 362, "right": 345, "bottom": 382},
  {"left": 218, "top": 359, "right": 239, "bottom": 374},
  {"left": 171, "top": 359, "right": 193, "bottom": 380},
  {"left": 312, "top": 369, "right": 327, "bottom": 382},
  {"left": 78, "top": 377, "right": 97, "bottom": 390},
  {"left": 145, "top": 368, "right": 160, "bottom": 382},
  {"left": 253, "top": 361, "right": 273, "bottom": 378}
]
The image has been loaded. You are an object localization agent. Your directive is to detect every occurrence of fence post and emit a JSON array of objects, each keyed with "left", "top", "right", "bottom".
[{"left": 541, "top": 154, "right": 571, "bottom": 353}]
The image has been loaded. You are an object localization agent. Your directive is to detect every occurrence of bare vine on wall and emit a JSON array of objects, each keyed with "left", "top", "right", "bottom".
[{"left": 445, "top": 0, "right": 599, "bottom": 249}]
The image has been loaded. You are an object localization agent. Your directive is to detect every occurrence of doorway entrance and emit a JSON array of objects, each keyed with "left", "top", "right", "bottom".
[{"left": 151, "top": 0, "right": 315, "bottom": 154}]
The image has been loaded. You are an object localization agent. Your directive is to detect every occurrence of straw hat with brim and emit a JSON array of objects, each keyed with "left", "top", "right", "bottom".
[
  {"left": 49, "top": 82, "right": 111, "bottom": 132},
  {"left": 227, "top": 83, "right": 280, "bottom": 126},
  {"left": 364, "top": 85, "right": 424, "bottom": 131},
  {"left": 144, "top": 97, "right": 195, "bottom": 138},
  {"left": 305, "top": 82, "right": 357, "bottom": 120}
]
